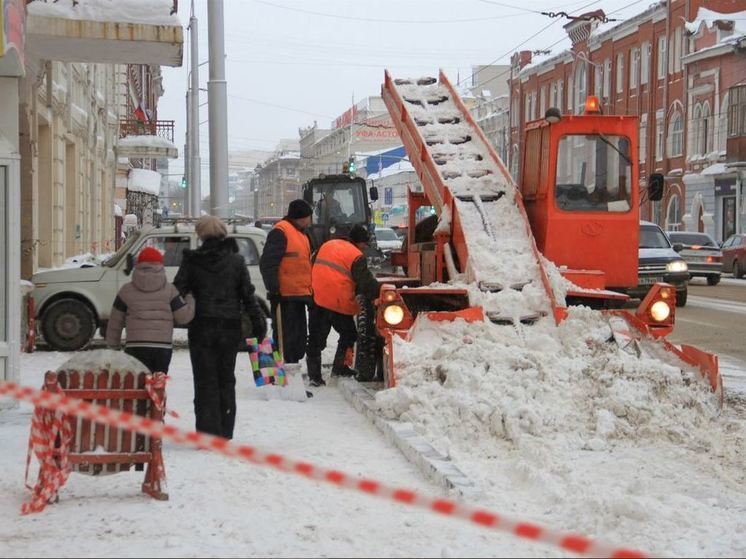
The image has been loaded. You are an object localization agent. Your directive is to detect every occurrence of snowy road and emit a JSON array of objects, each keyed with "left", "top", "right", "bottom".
[{"left": 687, "top": 295, "right": 746, "bottom": 315}]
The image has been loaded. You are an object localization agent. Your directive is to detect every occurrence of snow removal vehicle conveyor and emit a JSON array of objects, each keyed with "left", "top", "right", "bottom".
[{"left": 368, "top": 71, "right": 720, "bottom": 401}]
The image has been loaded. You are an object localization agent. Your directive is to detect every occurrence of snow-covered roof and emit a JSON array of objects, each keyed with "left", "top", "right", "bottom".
[
  {"left": 685, "top": 7, "right": 746, "bottom": 37},
  {"left": 27, "top": 0, "right": 182, "bottom": 27},
  {"left": 127, "top": 168, "right": 162, "bottom": 196},
  {"left": 701, "top": 163, "right": 734, "bottom": 176}
]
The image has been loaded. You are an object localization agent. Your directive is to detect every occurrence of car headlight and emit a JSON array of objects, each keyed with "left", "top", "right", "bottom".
[
  {"left": 650, "top": 301, "right": 671, "bottom": 322},
  {"left": 667, "top": 260, "right": 688, "bottom": 273},
  {"left": 383, "top": 304, "right": 405, "bottom": 326}
]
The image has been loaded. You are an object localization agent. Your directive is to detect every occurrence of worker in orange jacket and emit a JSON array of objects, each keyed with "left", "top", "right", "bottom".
[
  {"left": 259, "top": 199, "right": 314, "bottom": 365},
  {"left": 306, "top": 225, "right": 380, "bottom": 386}
]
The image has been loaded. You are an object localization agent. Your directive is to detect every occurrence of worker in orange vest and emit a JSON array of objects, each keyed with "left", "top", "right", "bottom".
[
  {"left": 259, "top": 199, "right": 314, "bottom": 366},
  {"left": 306, "top": 225, "right": 380, "bottom": 385}
]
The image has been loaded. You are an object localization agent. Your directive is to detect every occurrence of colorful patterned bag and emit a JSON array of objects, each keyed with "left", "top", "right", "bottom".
[{"left": 248, "top": 337, "right": 287, "bottom": 387}]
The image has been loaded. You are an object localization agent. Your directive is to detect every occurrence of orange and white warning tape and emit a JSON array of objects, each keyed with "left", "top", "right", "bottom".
[{"left": 0, "top": 381, "right": 646, "bottom": 558}]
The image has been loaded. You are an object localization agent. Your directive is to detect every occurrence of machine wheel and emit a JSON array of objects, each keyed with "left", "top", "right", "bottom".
[
  {"left": 676, "top": 288, "right": 688, "bottom": 308},
  {"left": 707, "top": 275, "right": 721, "bottom": 286},
  {"left": 734, "top": 260, "right": 744, "bottom": 279},
  {"left": 354, "top": 296, "right": 379, "bottom": 382},
  {"left": 41, "top": 299, "right": 96, "bottom": 351}
]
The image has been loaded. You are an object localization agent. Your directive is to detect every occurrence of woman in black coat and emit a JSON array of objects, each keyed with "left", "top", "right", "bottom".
[{"left": 174, "top": 216, "right": 267, "bottom": 439}]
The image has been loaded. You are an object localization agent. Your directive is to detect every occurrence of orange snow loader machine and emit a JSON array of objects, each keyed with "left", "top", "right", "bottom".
[{"left": 368, "top": 71, "right": 720, "bottom": 401}]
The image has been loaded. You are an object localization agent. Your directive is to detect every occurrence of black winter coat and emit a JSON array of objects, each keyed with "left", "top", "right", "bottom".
[{"left": 174, "top": 237, "right": 266, "bottom": 338}]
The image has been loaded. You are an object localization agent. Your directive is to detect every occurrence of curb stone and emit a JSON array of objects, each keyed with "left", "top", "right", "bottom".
[{"left": 339, "top": 379, "right": 480, "bottom": 500}]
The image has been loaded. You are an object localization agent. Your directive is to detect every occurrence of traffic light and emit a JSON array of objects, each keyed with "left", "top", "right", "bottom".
[
  {"left": 348, "top": 157, "right": 357, "bottom": 176},
  {"left": 180, "top": 176, "right": 187, "bottom": 189},
  {"left": 342, "top": 161, "right": 349, "bottom": 174}
]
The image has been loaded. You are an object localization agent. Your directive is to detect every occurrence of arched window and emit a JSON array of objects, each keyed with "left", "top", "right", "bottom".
[
  {"left": 692, "top": 103, "right": 702, "bottom": 155},
  {"left": 668, "top": 111, "right": 683, "bottom": 156},
  {"left": 666, "top": 193, "right": 682, "bottom": 231},
  {"left": 574, "top": 62, "right": 587, "bottom": 115},
  {"left": 700, "top": 101, "right": 711, "bottom": 154}
]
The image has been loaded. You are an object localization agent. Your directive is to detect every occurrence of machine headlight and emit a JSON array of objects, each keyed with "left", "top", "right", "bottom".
[
  {"left": 667, "top": 260, "right": 688, "bottom": 273},
  {"left": 383, "top": 304, "right": 405, "bottom": 326},
  {"left": 650, "top": 301, "right": 672, "bottom": 322}
]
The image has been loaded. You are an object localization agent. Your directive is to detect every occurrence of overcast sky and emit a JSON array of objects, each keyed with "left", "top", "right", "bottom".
[{"left": 159, "top": 0, "right": 651, "bottom": 190}]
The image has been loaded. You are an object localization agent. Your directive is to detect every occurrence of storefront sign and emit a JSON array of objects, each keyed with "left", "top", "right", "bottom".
[{"left": 715, "top": 178, "right": 735, "bottom": 196}]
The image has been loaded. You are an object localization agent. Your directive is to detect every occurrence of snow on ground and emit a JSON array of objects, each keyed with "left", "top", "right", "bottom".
[
  {"left": 375, "top": 308, "right": 746, "bottom": 557},
  {"left": 2, "top": 309, "right": 746, "bottom": 557}
]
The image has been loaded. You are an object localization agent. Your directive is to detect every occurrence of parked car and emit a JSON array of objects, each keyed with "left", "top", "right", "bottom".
[
  {"left": 374, "top": 226, "right": 403, "bottom": 253},
  {"left": 666, "top": 231, "right": 722, "bottom": 285},
  {"left": 618, "top": 221, "right": 689, "bottom": 306},
  {"left": 31, "top": 223, "right": 268, "bottom": 351},
  {"left": 721, "top": 233, "right": 746, "bottom": 278}
]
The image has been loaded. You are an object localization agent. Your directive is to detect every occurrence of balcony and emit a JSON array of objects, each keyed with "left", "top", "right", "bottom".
[
  {"left": 25, "top": 0, "right": 183, "bottom": 67},
  {"left": 117, "top": 119, "right": 178, "bottom": 159}
]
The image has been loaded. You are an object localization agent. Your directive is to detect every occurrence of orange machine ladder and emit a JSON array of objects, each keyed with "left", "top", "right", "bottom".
[{"left": 381, "top": 70, "right": 562, "bottom": 324}]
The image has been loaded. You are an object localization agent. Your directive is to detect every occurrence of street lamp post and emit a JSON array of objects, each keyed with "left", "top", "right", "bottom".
[
  {"left": 208, "top": 0, "right": 229, "bottom": 217},
  {"left": 189, "top": 5, "right": 202, "bottom": 217}
]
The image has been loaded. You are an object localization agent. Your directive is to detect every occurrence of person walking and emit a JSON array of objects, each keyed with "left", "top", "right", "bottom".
[
  {"left": 306, "top": 225, "right": 380, "bottom": 385},
  {"left": 259, "top": 199, "right": 314, "bottom": 369},
  {"left": 106, "top": 246, "right": 194, "bottom": 373},
  {"left": 174, "top": 216, "right": 267, "bottom": 439}
]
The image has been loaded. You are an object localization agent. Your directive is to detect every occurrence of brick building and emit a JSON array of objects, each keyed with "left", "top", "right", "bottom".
[{"left": 508, "top": 0, "right": 744, "bottom": 240}]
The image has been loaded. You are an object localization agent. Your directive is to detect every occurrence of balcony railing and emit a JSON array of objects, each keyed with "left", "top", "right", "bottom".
[{"left": 120, "top": 119, "right": 175, "bottom": 143}]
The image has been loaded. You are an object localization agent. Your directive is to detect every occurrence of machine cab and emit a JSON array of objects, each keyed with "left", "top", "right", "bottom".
[
  {"left": 521, "top": 100, "right": 640, "bottom": 289},
  {"left": 303, "top": 174, "right": 376, "bottom": 250}
]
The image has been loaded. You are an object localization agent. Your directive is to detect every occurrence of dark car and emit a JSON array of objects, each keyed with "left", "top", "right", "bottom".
[
  {"left": 667, "top": 231, "right": 723, "bottom": 285},
  {"left": 721, "top": 233, "right": 746, "bottom": 278},
  {"left": 623, "top": 221, "right": 689, "bottom": 306}
]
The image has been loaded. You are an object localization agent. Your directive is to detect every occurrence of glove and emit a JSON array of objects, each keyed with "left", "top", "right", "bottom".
[{"left": 268, "top": 292, "right": 280, "bottom": 307}]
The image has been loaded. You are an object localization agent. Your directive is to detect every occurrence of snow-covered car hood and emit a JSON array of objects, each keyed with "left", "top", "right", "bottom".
[
  {"left": 32, "top": 265, "right": 107, "bottom": 284},
  {"left": 376, "top": 240, "right": 403, "bottom": 251},
  {"left": 639, "top": 247, "right": 681, "bottom": 261}
]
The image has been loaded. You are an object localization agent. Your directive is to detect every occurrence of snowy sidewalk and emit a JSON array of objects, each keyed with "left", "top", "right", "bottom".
[{"left": 0, "top": 349, "right": 543, "bottom": 558}]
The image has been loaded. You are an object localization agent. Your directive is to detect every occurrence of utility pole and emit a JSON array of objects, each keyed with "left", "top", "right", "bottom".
[
  {"left": 208, "top": 0, "right": 229, "bottom": 217},
  {"left": 189, "top": 2, "right": 202, "bottom": 217},
  {"left": 184, "top": 90, "right": 191, "bottom": 216}
]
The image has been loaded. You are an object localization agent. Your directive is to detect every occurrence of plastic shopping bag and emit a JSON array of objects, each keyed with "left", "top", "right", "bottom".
[{"left": 247, "top": 338, "right": 307, "bottom": 402}]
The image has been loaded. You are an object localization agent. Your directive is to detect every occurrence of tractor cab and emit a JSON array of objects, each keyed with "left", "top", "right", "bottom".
[
  {"left": 520, "top": 98, "right": 659, "bottom": 293},
  {"left": 303, "top": 174, "right": 378, "bottom": 250}
]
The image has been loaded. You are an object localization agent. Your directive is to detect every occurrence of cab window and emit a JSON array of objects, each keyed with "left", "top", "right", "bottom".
[
  {"left": 555, "top": 134, "right": 632, "bottom": 213},
  {"left": 140, "top": 236, "right": 191, "bottom": 267},
  {"left": 233, "top": 237, "right": 260, "bottom": 265},
  {"left": 312, "top": 182, "right": 366, "bottom": 224}
]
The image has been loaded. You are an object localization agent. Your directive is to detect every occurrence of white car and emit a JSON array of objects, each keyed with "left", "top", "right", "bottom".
[
  {"left": 31, "top": 224, "right": 268, "bottom": 352},
  {"left": 374, "top": 227, "right": 403, "bottom": 253}
]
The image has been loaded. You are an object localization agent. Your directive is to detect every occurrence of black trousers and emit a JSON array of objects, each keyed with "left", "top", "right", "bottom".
[
  {"left": 270, "top": 298, "right": 309, "bottom": 364},
  {"left": 188, "top": 319, "right": 242, "bottom": 439},
  {"left": 125, "top": 347, "right": 173, "bottom": 374},
  {"left": 307, "top": 305, "right": 357, "bottom": 361}
]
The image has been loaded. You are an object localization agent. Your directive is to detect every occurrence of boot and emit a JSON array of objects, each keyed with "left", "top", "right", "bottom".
[
  {"left": 306, "top": 355, "right": 325, "bottom": 387},
  {"left": 331, "top": 346, "right": 357, "bottom": 378}
]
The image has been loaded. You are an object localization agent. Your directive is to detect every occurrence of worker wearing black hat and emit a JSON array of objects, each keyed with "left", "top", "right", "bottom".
[
  {"left": 306, "top": 224, "right": 380, "bottom": 385},
  {"left": 260, "top": 199, "right": 314, "bottom": 366}
]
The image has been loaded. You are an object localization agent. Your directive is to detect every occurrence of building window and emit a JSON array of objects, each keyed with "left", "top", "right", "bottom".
[
  {"left": 700, "top": 101, "right": 711, "bottom": 154},
  {"left": 655, "top": 114, "right": 664, "bottom": 161},
  {"left": 540, "top": 86, "right": 547, "bottom": 117},
  {"left": 639, "top": 114, "right": 647, "bottom": 163},
  {"left": 524, "top": 93, "right": 531, "bottom": 123},
  {"left": 510, "top": 144, "right": 520, "bottom": 180},
  {"left": 603, "top": 59, "right": 611, "bottom": 99},
  {"left": 574, "top": 62, "right": 587, "bottom": 115},
  {"left": 666, "top": 194, "right": 682, "bottom": 231},
  {"left": 616, "top": 53, "right": 624, "bottom": 94},
  {"left": 668, "top": 111, "right": 684, "bottom": 157},
  {"left": 630, "top": 48, "right": 639, "bottom": 89},
  {"left": 657, "top": 36, "right": 667, "bottom": 79},
  {"left": 673, "top": 27, "right": 683, "bottom": 73},
  {"left": 692, "top": 103, "right": 703, "bottom": 155},
  {"left": 640, "top": 42, "right": 650, "bottom": 85},
  {"left": 551, "top": 82, "right": 558, "bottom": 108},
  {"left": 728, "top": 85, "right": 746, "bottom": 137},
  {"left": 511, "top": 96, "right": 519, "bottom": 127},
  {"left": 557, "top": 80, "right": 563, "bottom": 113},
  {"left": 594, "top": 64, "right": 602, "bottom": 97}
]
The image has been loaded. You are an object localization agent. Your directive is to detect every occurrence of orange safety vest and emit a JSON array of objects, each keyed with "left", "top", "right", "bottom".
[
  {"left": 312, "top": 239, "right": 363, "bottom": 316},
  {"left": 274, "top": 220, "right": 312, "bottom": 297}
]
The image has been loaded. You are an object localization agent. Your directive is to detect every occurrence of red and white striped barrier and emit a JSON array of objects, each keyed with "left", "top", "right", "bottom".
[{"left": 0, "top": 381, "right": 647, "bottom": 558}]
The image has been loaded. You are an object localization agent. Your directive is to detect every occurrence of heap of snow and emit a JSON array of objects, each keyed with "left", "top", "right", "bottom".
[
  {"left": 375, "top": 307, "right": 726, "bottom": 459},
  {"left": 118, "top": 135, "right": 177, "bottom": 150},
  {"left": 127, "top": 168, "right": 161, "bottom": 196},
  {"left": 685, "top": 7, "right": 746, "bottom": 37},
  {"left": 113, "top": 203, "right": 123, "bottom": 217},
  {"left": 27, "top": 0, "right": 181, "bottom": 27}
]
